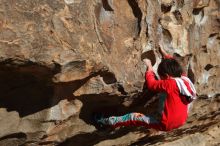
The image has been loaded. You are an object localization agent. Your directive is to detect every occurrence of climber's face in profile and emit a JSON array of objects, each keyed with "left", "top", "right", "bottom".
[{"left": 157, "top": 58, "right": 183, "bottom": 79}]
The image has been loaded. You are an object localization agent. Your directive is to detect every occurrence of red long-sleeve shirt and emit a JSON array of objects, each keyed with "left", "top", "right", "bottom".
[
  {"left": 145, "top": 71, "right": 188, "bottom": 131},
  {"left": 145, "top": 54, "right": 192, "bottom": 131}
]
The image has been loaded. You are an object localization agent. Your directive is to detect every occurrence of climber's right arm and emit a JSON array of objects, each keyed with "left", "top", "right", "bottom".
[
  {"left": 143, "top": 58, "right": 168, "bottom": 92},
  {"left": 145, "top": 71, "right": 168, "bottom": 92}
]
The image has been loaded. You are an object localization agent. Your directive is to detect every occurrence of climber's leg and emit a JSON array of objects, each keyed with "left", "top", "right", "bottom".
[{"left": 97, "top": 112, "right": 162, "bottom": 129}]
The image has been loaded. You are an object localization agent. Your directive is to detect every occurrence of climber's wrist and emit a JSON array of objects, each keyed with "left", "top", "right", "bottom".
[{"left": 147, "top": 65, "right": 153, "bottom": 71}]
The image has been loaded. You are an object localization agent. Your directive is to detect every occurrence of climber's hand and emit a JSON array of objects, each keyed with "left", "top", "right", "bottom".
[
  {"left": 143, "top": 58, "right": 151, "bottom": 65},
  {"left": 143, "top": 59, "right": 153, "bottom": 71}
]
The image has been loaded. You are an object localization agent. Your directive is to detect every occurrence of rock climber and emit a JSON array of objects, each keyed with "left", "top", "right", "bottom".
[{"left": 94, "top": 45, "right": 196, "bottom": 131}]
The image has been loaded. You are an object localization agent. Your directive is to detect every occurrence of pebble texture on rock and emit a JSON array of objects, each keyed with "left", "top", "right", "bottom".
[{"left": 0, "top": 0, "right": 219, "bottom": 145}]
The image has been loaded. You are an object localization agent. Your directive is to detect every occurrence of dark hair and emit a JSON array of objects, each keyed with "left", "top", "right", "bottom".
[{"left": 157, "top": 58, "right": 183, "bottom": 78}]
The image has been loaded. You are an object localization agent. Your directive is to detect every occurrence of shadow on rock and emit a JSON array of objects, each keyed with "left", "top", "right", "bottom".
[
  {"left": 59, "top": 127, "right": 150, "bottom": 146},
  {"left": 58, "top": 84, "right": 159, "bottom": 146},
  {"left": 130, "top": 134, "right": 165, "bottom": 146},
  {"left": 0, "top": 60, "right": 95, "bottom": 117},
  {"left": 0, "top": 62, "right": 56, "bottom": 117},
  {"left": 76, "top": 81, "right": 158, "bottom": 126}
]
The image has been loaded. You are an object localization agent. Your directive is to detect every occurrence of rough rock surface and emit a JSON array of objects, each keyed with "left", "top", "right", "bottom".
[{"left": 0, "top": 0, "right": 219, "bottom": 145}]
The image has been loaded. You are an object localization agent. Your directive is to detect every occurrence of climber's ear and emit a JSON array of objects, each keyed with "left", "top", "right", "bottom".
[
  {"left": 160, "top": 74, "right": 169, "bottom": 79},
  {"left": 165, "top": 74, "right": 169, "bottom": 79}
]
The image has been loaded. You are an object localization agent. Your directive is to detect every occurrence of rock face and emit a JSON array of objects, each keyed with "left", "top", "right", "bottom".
[{"left": 0, "top": 0, "right": 219, "bottom": 145}]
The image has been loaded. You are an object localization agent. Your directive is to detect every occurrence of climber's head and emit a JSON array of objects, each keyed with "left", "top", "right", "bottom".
[{"left": 157, "top": 58, "right": 183, "bottom": 79}]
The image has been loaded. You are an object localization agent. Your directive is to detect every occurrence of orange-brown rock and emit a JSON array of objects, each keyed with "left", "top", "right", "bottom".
[{"left": 0, "top": 0, "right": 219, "bottom": 145}]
